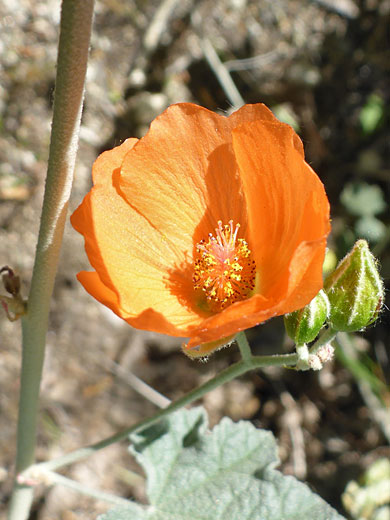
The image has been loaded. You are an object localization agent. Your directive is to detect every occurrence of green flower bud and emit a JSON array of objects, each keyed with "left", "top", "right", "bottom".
[
  {"left": 324, "top": 240, "right": 384, "bottom": 332},
  {"left": 284, "top": 289, "right": 330, "bottom": 344}
]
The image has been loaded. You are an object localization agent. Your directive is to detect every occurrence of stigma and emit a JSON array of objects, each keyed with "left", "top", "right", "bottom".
[{"left": 193, "top": 220, "right": 256, "bottom": 311}]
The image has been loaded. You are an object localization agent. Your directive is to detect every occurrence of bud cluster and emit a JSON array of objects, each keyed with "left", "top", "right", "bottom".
[
  {"left": 284, "top": 240, "right": 384, "bottom": 370},
  {"left": 284, "top": 289, "right": 330, "bottom": 345},
  {"left": 324, "top": 240, "right": 383, "bottom": 332}
]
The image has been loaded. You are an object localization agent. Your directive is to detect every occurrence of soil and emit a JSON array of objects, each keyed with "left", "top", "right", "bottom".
[{"left": 0, "top": 0, "right": 389, "bottom": 519}]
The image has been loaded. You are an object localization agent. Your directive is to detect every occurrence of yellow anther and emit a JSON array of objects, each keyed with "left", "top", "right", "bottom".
[{"left": 193, "top": 220, "right": 256, "bottom": 311}]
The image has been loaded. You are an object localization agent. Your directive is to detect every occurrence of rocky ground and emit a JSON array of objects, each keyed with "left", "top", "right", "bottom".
[{"left": 0, "top": 0, "right": 389, "bottom": 518}]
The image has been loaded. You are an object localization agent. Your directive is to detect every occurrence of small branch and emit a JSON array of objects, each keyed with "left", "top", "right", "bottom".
[
  {"left": 309, "top": 0, "right": 358, "bottom": 20},
  {"left": 26, "top": 348, "right": 298, "bottom": 474},
  {"left": 104, "top": 357, "right": 171, "bottom": 408},
  {"left": 224, "top": 49, "right": 282, "bottom": 72},
  {"left": 16, "top": 330, "right": 332, "bottom": 488},
  {"left": 41, "top": 470, "right": 133, "bottom": 508},
  {"left": 309, "top": 327, "right": 337, "bottom": 355},
  {"left": 201, "top": 38, "right": 245, "bottom": 108},
  {"left": 143, "top": 0, "right": 182, "bottom": 53},
  {"left": 195, "top": 32, "right": 244, "bottom": 109},
  {"left": 30, "top": 360, "right": 251, "bottom": 472}
]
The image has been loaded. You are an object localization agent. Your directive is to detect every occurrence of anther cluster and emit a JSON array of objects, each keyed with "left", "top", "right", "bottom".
[{"left": 193, "top": 220, "right": 256, "bottom": 311}]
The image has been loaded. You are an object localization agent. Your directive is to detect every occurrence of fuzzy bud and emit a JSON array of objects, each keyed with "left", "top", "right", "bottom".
[
  {"left": 324, "top": 240, "right": 384, "bottom": 332},
  {"left": 284, "top": 289, "right": 330, "bottom": 344}
]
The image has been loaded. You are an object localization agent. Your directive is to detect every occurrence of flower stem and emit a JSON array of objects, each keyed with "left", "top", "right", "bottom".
[
  {"left": 235, "top": 331, "right": 253, "bottom": 363},
  {"left": 27, "top": 348, "right": 298, "bottom": 474},
  {"left": 41, "top": 470, "right": 133, "bottom": 508},
  {"left": 8, "top": 2, "right": 94, "bottom": 519},
  {"left": 309, "top": 327, "right": 337, "bottom": 355},
  {"left": 295, "top": 344, "right": 310, "bottom": 371}
]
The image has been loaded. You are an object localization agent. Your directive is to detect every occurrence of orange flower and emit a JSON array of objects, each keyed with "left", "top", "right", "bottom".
[{"left": 71, "top": 103, "right": 330, "bottom": 357}]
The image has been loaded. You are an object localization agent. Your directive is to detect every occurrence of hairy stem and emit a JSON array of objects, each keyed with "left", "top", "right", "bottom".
[
  {"left": 28, "top": 348, "right": 298, "bottom": 474},
  {"left": 8, "top": 2, "right": 94, "bottom": 519},
  {"left": 30, "top": 328, "right": 334, "bottom": 476},
  {"left": 235, "top": 331, "right": 253, "bottom": 363},
  {"left": 41, "top": 470, "right": 133, "bottom": 508},
  {"left": 309, "top": 327, "right": 337, "bottom": 355}
]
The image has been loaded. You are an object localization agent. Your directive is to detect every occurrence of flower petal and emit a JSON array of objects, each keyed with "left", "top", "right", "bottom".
[
  {"left": 77, "top": 271, "right": 121, "bottom": 316},
  {"left": 118, "top": 104, "right": 249, "bottom": 248},
  {"left": 118, "top": 103, "right": 280, "bottom": 249},
  {"left": 182, "top": 334, "right": 237, "bottom": 358},
  {"left": 228, "top": 102, "right": 279, "bottom": 126},
  {"left": 232, "top": 119, "right": 330, "bottom": 299},
  {"left": 71, "top": 138, "right": 138, "bottom": 296},
  {"left": 72, "top": 103, "right": 330, "bottom": 355},
  {"left": 184, "top": 118, "right": 330, "bottom": 351},
  {"left": 77, "top": 271, "right": 189, "bottom": 337},
  {"left": 71, "top": 138, "right": 204, "bottom": 332},
  {"left": 108, "top": 103, "right": 286, "bottom": 332}
]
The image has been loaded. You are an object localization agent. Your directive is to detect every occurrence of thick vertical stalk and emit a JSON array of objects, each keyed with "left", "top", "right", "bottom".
[{"left": 8, "top": 1, "right": 94, "bottom": 518}]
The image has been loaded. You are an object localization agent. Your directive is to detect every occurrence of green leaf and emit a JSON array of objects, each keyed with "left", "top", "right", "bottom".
[
  {"left": 98, "top": 408, "right": 345, "bottom": 520},
  {"left": 359, "top": 94, "right": 384, "bottom": 135},
  {"left": 341, "top": 182, "right": 386, "bottom": 217}
]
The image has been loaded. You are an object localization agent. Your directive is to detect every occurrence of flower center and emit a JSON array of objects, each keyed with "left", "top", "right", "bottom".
[{"left": 193, "top": 220, "right": 256, "bottom": 311}]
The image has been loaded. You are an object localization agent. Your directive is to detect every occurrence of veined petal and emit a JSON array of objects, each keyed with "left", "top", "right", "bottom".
[
  {"left": 184, "top": 118, "right": 330, "bottom": 352},
  {"left": 118, "top": 103, "right": 280, "bottom": 252},
  {"left": 71, "top": 138, "right": 138, "bottom": 297},
  {"left": 78, "top": 271, "right": 189, "bottom": 337},
  {"left": 232, "top": 120, "right": 330, "bottom": 299},
  {"left": 118, "top": 104, "right": 248, "bottom": 250},
  {"left": 71, "top": 138, "right": 203, "bottom": 331},
  {"left": 77, "top": 271, "right": 123, "bottom": 318}
]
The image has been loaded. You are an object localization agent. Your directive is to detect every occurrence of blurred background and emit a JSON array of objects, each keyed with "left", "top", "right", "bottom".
[{"left": 0, "top": 0, "right": 389, "bottom": 518}]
